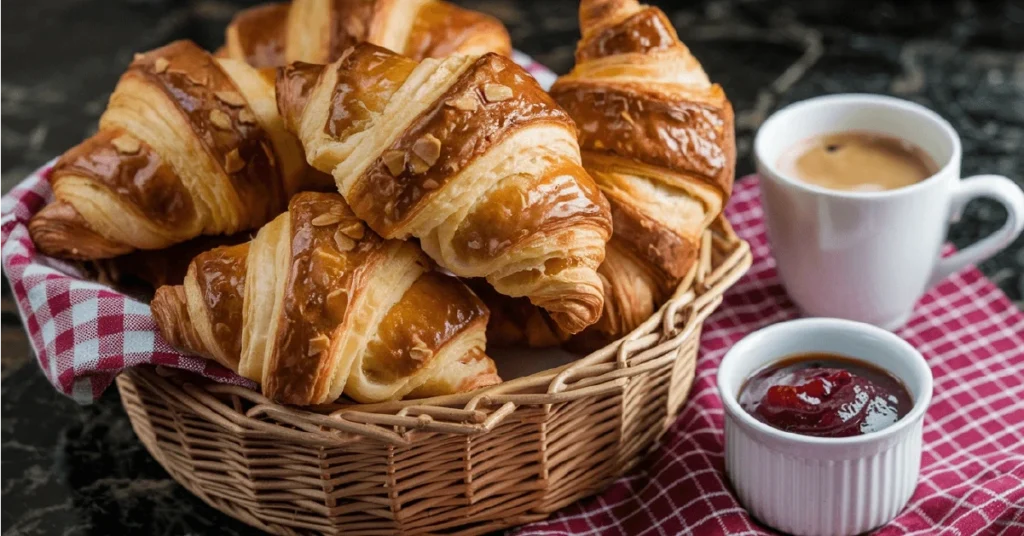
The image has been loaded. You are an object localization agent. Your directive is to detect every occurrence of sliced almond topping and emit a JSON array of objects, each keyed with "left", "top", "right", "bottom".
[
  {"left": 153, "top": 57, "right": 169, "bottom": 73},
  {"left": 382, "top": 150, "right": 406, "bottom": 176},
  {"left": 620, "top": 110, "right": 635, "bottom": 125},
  {"left": 483, "top": 83, "right": 513, "bottom": 102},
  {"left": 311, "top": 213, "right": 343, "bottom": 227},
  {"left": 237, "top": 109, "right": 257, "bottom": 125},
  {"left": 215, "top": 91, "right": 246, "bottom": 107},
  {"left": 338, "top": 220, "right": 364, "bottom": 240},
  {"left": 447, "top": 95, "right": 478, "bottom": 112},
  {"left": 111, "top": 135, "right": 140, "bottom": 155},
  {"left": 333, "top": 228, "right": 356, "bottom": 251},
  {"left": 409, "top": 334, "right": 433, "bottom": 361},
  {"left": 133, "top": 53, "right": 145, "bottom": 62},
  {"left": 412, "top": 134, "right": 442, "bottom": 168},
  {"left": 308, "top": 334, "right": 330, "bottom": 356},
  {"left": 422, "top": 179, "right": 439, "bottom": 190},
  {"left": 408, "top": 156, "right": 431, "bottom": 174},
  {"left": 187, "top": 72, "right": 208, "bottom": 86},
  {"left": 223, "top": 148, "right": 245, "bottom": 173},
  {"left": 209, "top": 109, "right": 233, "bottom": 130}
]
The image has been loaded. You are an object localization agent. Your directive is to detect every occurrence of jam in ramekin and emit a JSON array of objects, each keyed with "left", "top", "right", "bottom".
[{"left": 738, "top": 353, "right": 913, "bottom": 438}]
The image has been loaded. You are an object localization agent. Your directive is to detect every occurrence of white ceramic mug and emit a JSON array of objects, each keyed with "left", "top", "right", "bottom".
[{"left": 755, "top": 94, "right": 1024, "bottom": 329}]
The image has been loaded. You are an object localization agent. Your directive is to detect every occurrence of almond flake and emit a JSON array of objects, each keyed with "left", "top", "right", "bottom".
[
  {"left": 223, "top": 149, "right": 245, "bottom": 173},
  {"left": 328, "top": 203, "right": 346, "bottom": 216},
  {"left": 447, "top": 95, "right": 478, "bottom": 112},
  {"left": 382, "top": 150, "right": 406, "bottom": 176},
  {"left": 311, "top": 213, "right": 343, "bottom": 227},
  {"left": 620, "top": 110, "right": 635, "bottom": 125},
  {"left": 133, "top": 53, "right": 145, "bottom": 62},
  {"left": 422, "top": 179, "right": 439, "bottom": 190},
  {"left": 210, "top": 109, "right": 233, "bottom": 130},
  {"left": 409, "top": 334, "right": 433, "bottom": 361},
  {"left": 308, "top": 334, "right": 330, "bottom": 356},
  {"left": 333, "top": 229, "right": 356, "bottom": 251},
  {"left": 153, "top": 58, "right": 169, "bottom": 74},
  {"left": 408, "top": 155, "right": 431, "bottom": 174},
  {"left": 111, "top": 135, "right": 140, "bottom": 155},
  {"left": 237, "top": 109, "right": 257, "bottom": 125},
  {"left": 412, "top": 134, "right": 441, "bottom": 168},
  {"left": 483, "top": 83, "right": 512, "bottom": 102},
  {"left": 338, "top": 220, "right": 364, "bottom": 240},
  {"left": 215, "top": 91, "right": 246, "bottom": 107}
]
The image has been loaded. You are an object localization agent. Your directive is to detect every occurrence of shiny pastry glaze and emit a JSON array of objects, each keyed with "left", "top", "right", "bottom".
[
  {"left": 453, "top": 161, "right": 609, "bottom": 262},
  {"left": 349, "top": 52, "right": 607, "bottom": 240},
  {"left": 226, "top": 2, "right": 288, "bottom": 68},
  {"left": 275, "top": 62, "right": 323, "bottom": 133},
  {"left": 326, "top": 0, "right": 378, "bottom": 62},
  {"left": 403, "top": 0, "right": 512, "bottom": 59},
  {"left": 552, "top": 82, "right": 735, "bottom": 198},
  {"left": 129, "top": 41, "right": 284, "bottom": 229},
  {"left": 362, "top": 270, "right": 488, "bottom": 384},
  {"left": 604, "top": 191, "right": 694, "bottom": 280},
  {"left": 326, "top": 45, "right": 418, "bottom": 140},
  {"left": 51, "top": 128, "right": 195, "bottom": 228},
  {"left": 265, "top": 192, "right": 382, "bottom": 404},
  {"left": 192, "top": 242, "right": 251, "bottom": 367},
  {"left": 576, "top": 6, "right": 678, "bottom": 62},
  {"left": 29, "top": 201, "right": 134, "bottom": 259}
]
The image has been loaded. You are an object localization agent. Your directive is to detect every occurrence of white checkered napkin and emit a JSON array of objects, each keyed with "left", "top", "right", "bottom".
[
  {"left": 517, "top": 178, "right": 1024, "bottom": 536},
  {"left": 0, "top": 52, "right": 558, "bottom": 404}
]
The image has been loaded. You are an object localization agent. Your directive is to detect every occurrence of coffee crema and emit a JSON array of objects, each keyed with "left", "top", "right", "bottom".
[{"left": 777, "top": 131, "right": 939, "bottom": 192}]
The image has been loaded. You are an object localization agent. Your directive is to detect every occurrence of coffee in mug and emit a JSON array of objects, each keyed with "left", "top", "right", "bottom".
[{"left": 777, "top": 131, "right": 939, "bottom": 192}]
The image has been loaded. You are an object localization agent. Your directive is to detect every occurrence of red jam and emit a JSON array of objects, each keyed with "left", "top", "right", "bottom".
[{"left": 738, "top": 353, "right": 913, "bottom": 438}]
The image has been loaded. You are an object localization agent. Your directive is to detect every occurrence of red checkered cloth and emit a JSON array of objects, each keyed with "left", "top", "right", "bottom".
[{"left": 515, "top": 176, "right": 1024, "bottom": 535}]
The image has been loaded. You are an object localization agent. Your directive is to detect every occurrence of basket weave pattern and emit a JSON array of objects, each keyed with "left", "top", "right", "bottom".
[{"left": 117, "top": 221, "right": 751, "bottom": 535}]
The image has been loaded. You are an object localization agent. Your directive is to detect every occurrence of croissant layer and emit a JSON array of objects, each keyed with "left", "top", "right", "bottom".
[
  {"left": 277, "top": 43, "right": 613, "bottom": 336},
  {"left": 152, "top": 191, "right": 499, "bottom": 405},
  {"left": 30, "top": 40, "right": 312, "bottom": 260},
  {"left": 221, "top": 0, "right": 511, "bottom": 68}
]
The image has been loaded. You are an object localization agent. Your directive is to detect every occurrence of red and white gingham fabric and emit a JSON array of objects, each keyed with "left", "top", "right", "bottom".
[{"left": 515, "top": 177, "right": 1024, "bottom": 536}]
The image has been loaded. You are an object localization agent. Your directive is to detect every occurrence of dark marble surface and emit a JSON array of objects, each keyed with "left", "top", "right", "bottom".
[{"left": 2, "top": 0, "right": 1023, "bottom": 534}]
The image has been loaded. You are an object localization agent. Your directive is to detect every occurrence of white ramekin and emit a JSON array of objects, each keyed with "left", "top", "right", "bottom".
[{"left": 717, "top": 318, "right": 933, "bottom": 536}]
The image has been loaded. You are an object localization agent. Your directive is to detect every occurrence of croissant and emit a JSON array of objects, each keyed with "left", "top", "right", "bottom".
[
  {"left": 276, "top": 43, "right": 614, "bottom": 335},
  {"left": 220, "top": 0, "right": 512, "bottom": 68},
  {"left": 29, "top": 40, "right": 318, "bottom": 260},
  {"left": 546, "top": 0, "right": 736, "bottom": 344},
  {"left": 151, "top": 191, "right": 499, "bottom": 405}
]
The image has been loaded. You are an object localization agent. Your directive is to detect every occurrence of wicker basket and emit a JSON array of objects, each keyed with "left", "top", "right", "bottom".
[{"left": 117, "top": 218, "right": 751, "bottom": 535}]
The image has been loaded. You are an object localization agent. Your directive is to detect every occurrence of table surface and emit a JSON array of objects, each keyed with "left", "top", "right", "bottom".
[{"left": 2, "top": 0, "right": 1023, "bottom": 534}]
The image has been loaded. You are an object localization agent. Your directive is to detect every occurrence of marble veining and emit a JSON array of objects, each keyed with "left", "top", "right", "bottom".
[{"left": 2, "top": 1, "right": 1023, "bottom": 534}]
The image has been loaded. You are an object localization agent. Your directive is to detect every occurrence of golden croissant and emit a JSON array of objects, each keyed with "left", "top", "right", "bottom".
[
  {"left": 152, "top": 191, "right": 500, "bottom": 405},
  {"left": 482, "top": 0, "right": 737, "bottom": 347},
  {"left": 28, "top": 40, "right": 324, "bottom": 261},
  {"left": 276, "top": 43, "right": 614, "bottom": 336},
  {"left": 219, "top": 0, "right": 512, "bottom": 68}
]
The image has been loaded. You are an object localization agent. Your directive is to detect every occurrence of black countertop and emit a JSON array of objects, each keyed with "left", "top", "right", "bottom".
[{"left": 2, "top": 1, "right": 1023, "bottom": 534}]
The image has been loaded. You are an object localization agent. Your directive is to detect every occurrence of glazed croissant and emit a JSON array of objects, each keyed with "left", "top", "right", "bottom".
[
  {"left": 220, "top": 0, "right": 512, "bottom": 68},
  {"left": 276, "top": 44, "right": 614, "bottom": 335},
  {"left": 152, "top": 192, "right": 500, "bottom": 405},
  {"left": 546, "top": 0, "right": 736, "bottom": 344},
  {"left": 29, "top": 40, "right": 317, "bottom": 260}
]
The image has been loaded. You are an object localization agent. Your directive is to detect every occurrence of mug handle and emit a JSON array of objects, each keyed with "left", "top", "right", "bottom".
[{"left": 929, "top": 174, "right": 1024, "bottom": 287}]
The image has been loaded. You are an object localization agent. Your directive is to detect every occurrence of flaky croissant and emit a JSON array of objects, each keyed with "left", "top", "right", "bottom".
[
  {"left": 220, "top": 0, "right": 511, "bottom": 68},
  {"left": 276, "top": 43, "right": 614, "bottom": 336},
  {"left": 152, "top": 191, "right": 499, "bottom": 405},
  {"left": 546, "top": 0, "right": 736, "bottom": 344},
  {"left": 29, "top": 40, "right": 321, "bottom": 261}
]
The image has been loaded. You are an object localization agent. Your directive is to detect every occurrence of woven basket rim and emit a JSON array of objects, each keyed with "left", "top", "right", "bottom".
[{"left": 128, "top": 216, "right": 752, "bottom": 446}]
